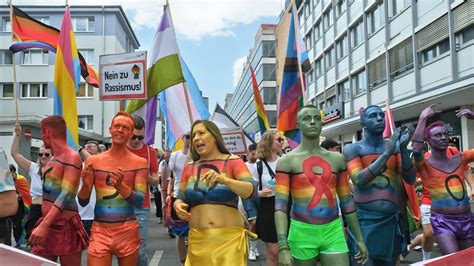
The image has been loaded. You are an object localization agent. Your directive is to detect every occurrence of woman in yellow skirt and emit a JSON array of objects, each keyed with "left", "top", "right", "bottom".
[{"left": 173, "top": 120, "right": 257, "bottom": 266}]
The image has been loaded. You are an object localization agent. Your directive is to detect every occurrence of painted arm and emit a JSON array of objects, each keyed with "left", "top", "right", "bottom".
[
  {"left": 77, "top": 162, "right": 94, "bottom": 207},
  {"left": 412, "top": 105, "right": 440, "bottom": 152},
  {"left": 274, "top": 156, "right": 292, "bottom": 266},
  {"left": 455, "top": 108, "right": 474, "bottom": 120},
  {"left": 11, "top": 123, "right": 32, "bottom": 172},
  {"left": 174, "top": 164, "right": 191, "bottom": 221}
]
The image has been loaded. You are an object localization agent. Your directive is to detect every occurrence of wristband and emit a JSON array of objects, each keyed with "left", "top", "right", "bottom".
[{"left": 78, "top": 146, "right": 84, "bottom": 153}]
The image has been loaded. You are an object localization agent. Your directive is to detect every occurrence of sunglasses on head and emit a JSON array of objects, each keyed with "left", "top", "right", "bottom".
[
  {"left": 131, "top": 135, "right": 145, "bottom": 141},
  {"left": 276, "top": 137, "right": 285, "bottom": 143},
  {"left": 39, "top": 153, "right": 50, "bottom": 157}
]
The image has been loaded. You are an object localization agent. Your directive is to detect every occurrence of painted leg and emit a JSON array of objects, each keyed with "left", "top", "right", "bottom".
[
  {"left": 40, "top": 255, "right": 58, "bottom": 264},
  {"left": 265, "top": 242, "right": 278, "bottom": 266},
  {"left": 458, "top": 238, "right": 474, "bottom": 251},
  {"left": 87, "top": 253, "right": 113, "bottom": 266},
  {"left": 118, "top": 250, "right": 139, "bottom": 266},
  {"left": 293, "top": 256, "right": 318, "bottom": 266},
  {"left": 320, "top": 253, "right": 349, "bottom": 266},
  {"left": 177, "top": 237, "right": 188, "bottom": 264},
  {"left": 59, "top": 251, "right": 82, "bottom": 266},
  {"left": 435, "top": 234, "right": 459, "bottom": 255}
]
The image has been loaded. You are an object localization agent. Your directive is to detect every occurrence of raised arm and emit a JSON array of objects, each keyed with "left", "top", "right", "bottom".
[
  {"left": 398, "top": 125, "right": 416, "bottom": 184},
  {"left": 11, "top": 123, "right": 32, "bottom": 172},
  {"left": 274, "top": 155, "right": 292, "bottom": 266},
  {"left": 77, "top": 160, "right": 94, "bottom": 207},
  {"left": 412, "top": 105, "right": 440, "bottom": 152}
]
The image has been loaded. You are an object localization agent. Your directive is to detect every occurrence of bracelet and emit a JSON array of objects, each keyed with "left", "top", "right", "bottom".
[
  {"left": 78, "top": 146, "right": 84, "bottom": 153},
  {"left": 278, "top": 246, "right": 289, "bottom": 251}
]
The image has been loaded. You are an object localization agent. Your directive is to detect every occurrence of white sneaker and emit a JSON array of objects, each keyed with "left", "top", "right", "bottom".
[
  {"left": 254, "top": 247, "right": 259, "bottom": 257},
  {"left": 248, "top": 249, "right": 257, "bottom": 261}
]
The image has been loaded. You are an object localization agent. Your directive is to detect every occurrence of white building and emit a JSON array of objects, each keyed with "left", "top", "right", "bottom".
[
  {"left": 225, "top": 24, "right": 278, "bottom": 139},
  {"left": 292, "top": 0, "right": 473, "bottom": 149},
  {"left": 0, "top": 5, "right": 142, "bottom": 163}
]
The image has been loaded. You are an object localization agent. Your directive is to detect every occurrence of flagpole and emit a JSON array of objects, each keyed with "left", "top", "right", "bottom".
[
  {"left": 291, "top": 0, "right": 308, "bottom": 105},
  {"left": 166, "top": 1, "right": 193, "bottom": 125},
  {"left": 9, "top": 0, "right": 19, "bottom": 124}
]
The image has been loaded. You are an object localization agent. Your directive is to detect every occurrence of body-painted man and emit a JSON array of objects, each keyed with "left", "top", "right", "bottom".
[
  {"left": 275, "top": 105, "right": 368, "bottom": 266},
  {"left": 411, "top": 106, "right": 473, "bottom": 255},
  {"left": 343, "top": 105, "right": 416, "bottom": 266},
  {"left": 78, "top": 112, "right": 148, "bottom": 266},
  {"left": 29, "top": 116, "right": 88, "bottom": 265}
]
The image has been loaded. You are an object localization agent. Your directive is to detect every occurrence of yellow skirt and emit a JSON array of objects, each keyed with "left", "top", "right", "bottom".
[{"left": 185, "top": 227, "right": 257, "bottom": 266}]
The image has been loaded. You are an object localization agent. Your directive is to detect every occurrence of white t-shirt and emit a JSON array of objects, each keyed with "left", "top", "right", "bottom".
[
  {"left": 169, "top": 150, "right": 188, "bottom": 197},
  {"left": 251, "top": 160, "right": 277, "bottom": 196},
  {"left": 76, "top": 180, "right": 96, "bottom": 220},
  {"left": 28, "top": 162, "right": 43, "bottom": 200},
  {"left": 158, "top": 160, "right": 171, "bottom": 181},
  {"left": 245, "top": 162, "right": 256, "bottom": 174}
]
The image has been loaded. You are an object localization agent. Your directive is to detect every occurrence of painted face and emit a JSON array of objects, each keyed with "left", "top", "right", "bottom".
[
  {"left": 109, "top": 115, "right": 133, "bottom": 145},
  {"left": 192, "top": 123, "right": 216, "bottom": 158},
  {"left": 362, "top": 106, "right": 385, "bottom": 134},
  {"left": 38, "top": 147, "right": 52, "bottom": 165},
  {"left": 128, "top": 128, "right": 145, "bottom": 149},
  {"left": 272, "top": 133, "right": 284, "bottom": 153},
  {"left": 40, "top": 127, "right": 52, "bottom": 149},
  {"left": 297, "top": 107, "right": 323, "bottom": 139},
  {"left": 427, "top": 125, "right": 449, "bottom": 150}
]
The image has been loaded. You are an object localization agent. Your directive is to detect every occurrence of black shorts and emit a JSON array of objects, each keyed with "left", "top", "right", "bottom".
[
  {"left": 256, "top": 196, "right": 278, "bottom": 243},
  {"left": 171, "top": 197, "right": 183, "bottom": 221}
]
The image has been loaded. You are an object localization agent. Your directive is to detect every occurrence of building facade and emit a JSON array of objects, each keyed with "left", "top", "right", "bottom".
[
  {"left": 289, "top": 0, "right": 474, "bottom": 149},
  {"left": 225, "top": 24, "right": 278, "bottom": 139},
  {"left": 0, "top": 5, "right": 140, "bottom": 163}
]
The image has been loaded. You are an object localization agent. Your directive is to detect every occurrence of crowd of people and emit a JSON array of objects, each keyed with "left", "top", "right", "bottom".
[{"left": 0, "top": 104, "right": 473, "bottom": 266}]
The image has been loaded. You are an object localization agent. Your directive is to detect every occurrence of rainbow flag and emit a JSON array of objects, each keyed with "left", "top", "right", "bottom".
[
  {"left": 10, "top": 5, "right": 98, "bottom": 87},
  {"left": 53, "top": 6, "right": 80, "bottom": 149},
  {"left": 277, "top": 8, "right": 307, "bottom": 146},
  {"left": 249, "top": 65, "right": 270, "bottom": 134}
]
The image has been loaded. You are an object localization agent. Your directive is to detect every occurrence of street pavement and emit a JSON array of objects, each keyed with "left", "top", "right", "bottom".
[{"left": 77, "top": 199, "right": 474, "bottom": 265}]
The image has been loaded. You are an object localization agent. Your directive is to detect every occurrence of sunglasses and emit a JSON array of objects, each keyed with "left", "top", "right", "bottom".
[
  {"left": 184, "top": 135, "right": 190, "bottom": 140},
  {"left": 39, "top": 153, "right": 51, "bottom": 157},
  {"left": 131, "top": 135, "right": 145, "bottom": 141},
  {"left": 276, "top": 137, "right": 285, "bottom": 143}
]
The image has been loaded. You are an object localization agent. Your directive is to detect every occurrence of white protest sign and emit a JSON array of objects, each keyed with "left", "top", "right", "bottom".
[
  {"left": 99, "top": 51, "right": 147, "bottom": 100},
  {"left": 221, "top": 129, "right": 247, "bottom": 155}
]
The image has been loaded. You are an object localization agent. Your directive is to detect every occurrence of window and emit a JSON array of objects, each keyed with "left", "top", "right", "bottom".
[
  {"left": 0, "top": 83, "right": 14, "bottom": 98},
  {"left": 326, "top": 96, "right": 336, "bottom": 107},
  {"left": 2, "top": 17, "right": 10, "bottom": 32},
  {"left": 420, "top": 38, "right": 450, "bottom": 64},
  {"left": 352, "top": 69, "right": 366, "bottom": 95},
  {"left": 323, "top": 6, "right": 333, "bottom": 32},
  {"left": 390, "top": 38, "right": 413, "bottom": 78},
  {"left": 305, "top": 31, "right": 313, "bottom": 51},
  {"left": 0, "top": 50, "right": 13, "bottom": 65},
  {"left": 22, "top": 50, "right": 48, "bottom": 65},
  {"left": 307, "top": 68, "right": 315, "bottom": 84},
  {"left": 325, "top": 46, "right": 336, "bottom": 69},
  {"left": 338, "top": 79, "right": 350, "bottom": 102},
  {"left": 315, "top": 57, "right": 323, "bottom": 76},
  {"left": 389, "top": 0, "right": 410, "bottom": 18},
  {"left": 350, "top": 20, "right": 364, "bottom": 49},
  {"left": 313, "top": 0, "right": 320, "bottom": 8},
  {"left": 267, "top": 111, "right": 277, "bottom": 128},
  {"left": 78, "top": 49, "right": 94, "bottom": 65},
  {"left": 335, "top": 0, "right": 346, "bottom": 18},
  {"left": 262, "top": 64, "right": 276, "bottom": 81},
  {"left": 34, "top": 17, "right": 50, "bottom": 25},
  {"left": 21, "top": 83, "right": 48, "bottom": 98},
  {"left": 304, "top": 1, "right": 310, "bottom": 19},
  {"left": 78, "top": 115, "right": 93, "bottom": 131},
  {"left": 368, "top": 55, "right": 386, "bottom": 88},
  {"left": 336, "top": 35, "right": 348, "bottom": 60},
  {"left": 460, "top": 24, "right": 474, "bottom": 44},
  {"left": 263, "top": 87, "right": 277, "bottom": 104},
  {"left": 72, "top": 17, "right": 95, "bottom": 32},
  {"left": 367, "top": 1, "right": 384, "bottom": 35},
  {"left": 77, "top": 83, "right": 94, "bottom": 98},
  {"left": 313, "top": 21, "right": 321, "bottom": 42}
]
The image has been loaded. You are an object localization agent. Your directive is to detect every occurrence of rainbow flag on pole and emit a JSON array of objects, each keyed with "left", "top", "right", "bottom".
[
  {"left": 53, "top": 6, "right": 80, "bottom": 149},
  {"left": 250, "top": 65, "right": 270, "bottom": 134}
]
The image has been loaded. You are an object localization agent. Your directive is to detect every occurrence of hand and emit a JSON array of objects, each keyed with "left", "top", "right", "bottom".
[
  {"left": 109, "top": 168, "right": 125, "bottom": 189},
  {"left": 174, "top": 200, "right": 191, "bottom": 221},
  {"left": 278, "top": 248, "right": 293, "bottom": 266},
  {"left": 399, "top": 124, "right": 414, "bottom": 149},
  {"left": 14, "top": 123, "right": 21, "bottom": 137},
  {"left": 385, "top": 129, "right": 400, "bottom": 156},
  {"left": 455, "top": 108, "right": 474, "bottom": 120},
  {"left": 259, "top": 188, "right": 273, "bottom": 198},
  {"left": 201, "top": 170, "right": 224, "bottom": 188},
  {"left": 81, "top": 164, "right": 94, "bottom": 189},
  {"left": 29, "top": 223, "right": 48, "bottom": 247},
  {"left": 355, "top": 241, "right": 369, "bottom": 264},
  {"left": 420, "top": 105, "right": 441, "bottom": 121}
]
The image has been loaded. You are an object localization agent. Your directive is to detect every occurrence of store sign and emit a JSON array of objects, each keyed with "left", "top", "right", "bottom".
[
  {"left": 323, "top": 103, "right": 343, "bottom": 123},
  {"left": 99, "top": 51, "right": 147, "bottom": 101},
  {"left": 221, "top": 129, "right": 247, "bottom": 155}
]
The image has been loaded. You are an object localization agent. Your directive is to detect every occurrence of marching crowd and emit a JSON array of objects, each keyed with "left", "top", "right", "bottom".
[{"left": 0, "top": 104, "right": 473, "bottom": 266}]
